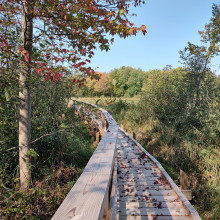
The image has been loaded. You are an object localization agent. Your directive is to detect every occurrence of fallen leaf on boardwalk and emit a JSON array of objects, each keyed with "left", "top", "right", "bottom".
[
  {"left": 158, "top": 202, "right": 162, "bottom": 209},
  {"left": 151, "top": 214, "right": 157, "bottom": 219}
]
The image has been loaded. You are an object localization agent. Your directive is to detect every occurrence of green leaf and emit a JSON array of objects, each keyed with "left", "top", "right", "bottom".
[
  {"left": 119, "top": 9, "right": 124, "bottom": 16},
  {"left": 4, "top": 88, "right": 10, "bottom": 101}
]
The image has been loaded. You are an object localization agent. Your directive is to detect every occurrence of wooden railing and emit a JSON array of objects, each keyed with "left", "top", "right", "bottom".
[{"left": 52, "top": 100, "right": 118, "bottom": 220}]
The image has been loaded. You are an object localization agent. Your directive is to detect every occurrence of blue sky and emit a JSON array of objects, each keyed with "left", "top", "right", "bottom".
[{"left": 90, "top": 0, "right": 220, "bottom": 75}]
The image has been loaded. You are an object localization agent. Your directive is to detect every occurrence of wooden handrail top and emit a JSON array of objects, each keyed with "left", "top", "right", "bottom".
[{"left": 52, "top": 100, "right": 118, "bottom": 220}]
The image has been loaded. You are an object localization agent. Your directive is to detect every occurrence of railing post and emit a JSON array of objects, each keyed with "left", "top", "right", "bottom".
[
  {"left": 74, "top": 100, "right": 77, "bottom": 116},
  {"left": 95, "top": 111, "right": 100, "bottom": 145},
  {"left": 106, "top": 120, "right": 109, "bottom": 129},
  {"left": 84, "top": 104, "right": 88, "bottom": 124},
  {"left": 120, "top": 124, "right": 124, "bottom": 130},
  {"left": 78, "top": 102, "right": 81, "bottom": 117},
  {"left": 73, "top": 100, "right": 75, "bottom": 115},
  {"left": 133, "top": 132, "right": 136, "bottom": 140},
  {"left": 90, "top": 107, "right": 95, "bottom": 141},
  {"left": 80, "top": 103, "right": 84, "bottom": 120},
  {"left": 180, "top": 169, "right": 192, "bottom": 200},
  {"left": 101, "top": 113, "right": 105, "bottom": 138}
]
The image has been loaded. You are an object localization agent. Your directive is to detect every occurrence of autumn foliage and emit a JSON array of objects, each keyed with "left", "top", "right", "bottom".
[{"left": 0, "top": 0, "right": 146, "bottom": 80}]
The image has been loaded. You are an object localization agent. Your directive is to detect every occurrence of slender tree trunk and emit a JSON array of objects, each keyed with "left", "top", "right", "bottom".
[{"left": 19, "top": 0, "right": 33, "bottom": 190}]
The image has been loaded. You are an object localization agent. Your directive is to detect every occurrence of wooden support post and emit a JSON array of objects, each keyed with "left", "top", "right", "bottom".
[
  {"left": 133, "top": 132, "right": 136, "bottom": 140},
  {"left": 180, "top": 169, "right": 188, "bottom": 190},
  {"left": 101, "top": 113, "right": 105, "bottom": 138},
  {"left": 90, "top": 109, "right": 95, "bottom": 141},
  {"left": 73, "top": 100, "right": 75, "bottom": 115},
  {"left": 80, "top": 103, "right": 84, "bottom": 120},
  {"left": 75, "top": 101, "right": 78, "bottom": 116},
  {"left": 95, "top": 111, "right": 100, "bottom": 145},
  {"left": 84, "top": 104, "right": 88, "bottom": 124},
  {"left": 106, "top": 120, "right": 109, "bottom": 129},
  {"left": 87, "top": 106, "right": 93, "bottom": 139},
  {"left": 103, "top": 192, "right": 109, "bottom": 220},
  {"left": 91, "top": 108, "right": 96, "bottom": 138},
  {"left": 120, "top": 124, "right": 124, "bottom": 130},
  {"left": 87, "top": 105, "right": 91, "bottom": 127},
  {"left": 180, "top": 169, "right": 192, "bottom": 200},
  {"left": 78, "top": 103, "right": 81, "bottom": 117}
]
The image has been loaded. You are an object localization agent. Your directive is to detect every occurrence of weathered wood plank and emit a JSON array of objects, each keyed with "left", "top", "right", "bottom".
[
  {"left": 117, "top": 201, "right": 184, "bottom": 209},
  {"left": 118, "top": 128, "right": 201, "bottom": 220},
  {"left": 117, "top": 206, "right": 189, "bottom": 216},
  {"left": 118, "top": 185, "right": 171, "bottom": 190},
  {"left": 52, "top": 173, "right": 111, "bottom": 220},
  {"left": 117, "top": 195, "right": 180, "bottom": 203},
  {"left": 118, "top": 189, "right": 177, "bottom": 197},
  {"left": 118, "top": 216, "right": 193, "bottom": 220},
  {"left": 117, "top": 180, "right": 168, "bottom": 186}
]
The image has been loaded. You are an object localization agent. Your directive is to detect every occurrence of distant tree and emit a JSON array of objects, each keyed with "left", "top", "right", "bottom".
[
  {"left": 109, "top": 66, "right": 145, "bottom": 97},
  {"left": 199, "top": 4, "right": 220, "bottom": 56},
  {"left": 85, "top": 76, "right": 97, "bottom": 96},
  {"left": 141, "top": 68, "right": 188, "bottom": 124},
  {"left": 179, "top": 43, "right": 211, "bottom": 109},
  {"left": 94, "top": 72, "right": 109, "bottom": 96}
]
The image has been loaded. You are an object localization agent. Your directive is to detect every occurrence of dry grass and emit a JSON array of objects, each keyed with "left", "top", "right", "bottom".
[{"left": 72, "top": 96, "right": 140, "bottom": 105}]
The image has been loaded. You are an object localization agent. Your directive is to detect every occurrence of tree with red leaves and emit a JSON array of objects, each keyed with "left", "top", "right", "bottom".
[{"left": 0, "top": 0, "right": 146, "bottom": 189}]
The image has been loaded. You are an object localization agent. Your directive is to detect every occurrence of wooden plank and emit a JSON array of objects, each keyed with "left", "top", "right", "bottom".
[
  {"left": 117, "top": 206, "right": 189, "bottom": 216},
  {"left": 117, "top": 175, "right": 168, "bottom": 182},
  {"left": 117, "top": 180, "right": 167, "bottom": 186},
  {"left": 118, "top": 189, "right": 177, "bottom": 197},
  {"left": 117, "top": 195, "right": 180, "bottom": 203},
  {"left": 52, "top": 173, "right": 111, "bottom": 220},
  {"left": 181, "top": 190, "right": 192, "bottom": 201},
  {"left": 117, "top": 201, "right": 185, "bottom": 209},
  {"left": 117, "top": 169, "right": 162, "bottom": 176},
  {"left": 118, "top": 185, "right": 171, "bottom": 190},
  {"left": 117, "top": 128, "right": 201, "bottom": 220},
  {"left": 117, "top": 161, "right": 156, "bottom": 168},
  {"left": 118, "top": 216, "right": 192, "bottom": 220}
]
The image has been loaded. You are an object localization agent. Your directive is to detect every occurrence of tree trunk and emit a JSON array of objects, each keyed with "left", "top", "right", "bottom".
[{"left": 19, "top": 0, "right": 33, "bottom": 190}]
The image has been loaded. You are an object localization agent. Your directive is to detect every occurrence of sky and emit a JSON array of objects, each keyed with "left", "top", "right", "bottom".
[{"left": 89, "top": 0, "right": 220, "bottom": 75}]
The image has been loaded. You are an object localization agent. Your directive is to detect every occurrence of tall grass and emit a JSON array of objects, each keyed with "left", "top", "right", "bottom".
[{"left": 105, "top": 99, "right": 220, "bottom": 219}]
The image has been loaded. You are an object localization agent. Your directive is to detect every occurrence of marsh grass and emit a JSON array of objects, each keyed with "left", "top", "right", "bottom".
[{"left": 106, "top": 99, "right": 220, "bottom": 219}]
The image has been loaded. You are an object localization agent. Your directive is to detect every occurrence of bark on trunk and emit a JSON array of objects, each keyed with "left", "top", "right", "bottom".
[{"left": 19, "top": 0, "right": 33, "bottom": 190}]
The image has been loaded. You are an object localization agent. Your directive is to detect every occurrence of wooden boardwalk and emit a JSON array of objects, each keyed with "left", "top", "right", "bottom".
[
  {"left": 114, "top": 129, "right": 196, "bottom": 219},
  {"left": 53, "top": 100, "right": 201, "bottom": 220}
]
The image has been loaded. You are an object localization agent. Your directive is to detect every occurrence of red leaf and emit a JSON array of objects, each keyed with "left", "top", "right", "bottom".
[{"left": 36, "top": 68, "right": 41, "bottom": 74}]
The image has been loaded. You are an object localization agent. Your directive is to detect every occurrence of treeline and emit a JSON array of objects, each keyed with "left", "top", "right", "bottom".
[{"left": 72, "top": 66, "right": 146, "bottom": 97}]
